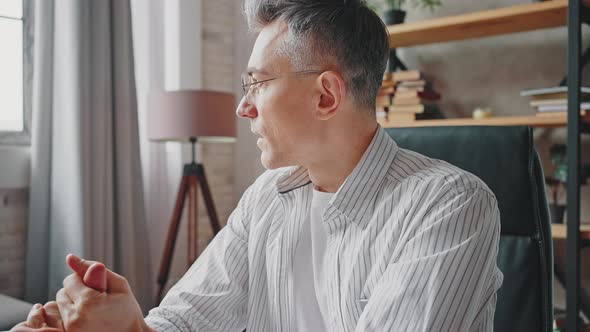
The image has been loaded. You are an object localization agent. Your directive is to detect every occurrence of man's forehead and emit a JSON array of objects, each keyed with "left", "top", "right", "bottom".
[{"left": 247, "top": 20, "right": 291, "bottom": 74}]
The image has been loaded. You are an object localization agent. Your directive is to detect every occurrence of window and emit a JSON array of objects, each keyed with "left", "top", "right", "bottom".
[{"left": 0, "top": 0, "right": 32, "bottom": 145}]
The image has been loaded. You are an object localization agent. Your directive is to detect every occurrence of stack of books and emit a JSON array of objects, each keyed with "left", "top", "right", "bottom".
[
  {"left": 376, "top": 70, "right": 442, "bottom": 123},
  {"left": 521, "top": 86, "right": 590, "bottom": 118}
]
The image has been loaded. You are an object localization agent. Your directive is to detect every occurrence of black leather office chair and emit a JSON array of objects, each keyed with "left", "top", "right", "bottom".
[{"left": 385, "top": 126, "right": 553, "bottom": 332}]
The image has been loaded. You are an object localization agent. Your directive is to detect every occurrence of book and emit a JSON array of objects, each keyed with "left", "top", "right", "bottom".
[
  {"left": 397, "top": 86, "right": 425, "bottom": 92},
  {"left": 394, "top": 90, "right": 441, "bottom": 101},
  {"left": 392, "top": 97, "right": 422, "bottom": 106},
  {"left": 416, "top": 104, "right": 445, "bottom": 120},
  {"left": 377, "top": 86, "right": 396, "bottom": 96},
  {"left": 391, "top": 98, "right": 438, "bottom": 106},
  {"left": 537, "top": 102, "right": 590, "bottom": 112},
  {"left": 530, "top": 98, "right": 590, "bottom": 106},
  {"left": 388, "top": 113, "right": 416, "bottom": 122},
  {"left": 397, "top": 79, "right": 426, "bottom": 88},
  {"left": 392, "top": 70, "right": 421, "bottom": 82},
  {"left": 376, "top": 109, "right": 445, "bottom": 123},
  {"left": 397, "top": 86, "right": 426, "bottom": 92},
  {"left": 530, "top": 92, "right": 568, "bottom": 101},
  {"left": 376, "top": 95, "right": 392, "bottom": 107},
  {"left": 530, "top": 99, "right": 566, "bottom": 107},
  {"left": 389, "top": 104, "right": 425, "bottom": 114},
  {"left": 536, "top": 110, "right": 588, "bottom": 117},
  {"left": 381, "top": 80, "right": 396, "bottom": 89},
  {"left": 520, "top": 86, "right": 590, "bottom": 97},
  {"left": 376, "top": 109, "right": 387, "bottom": 119}
]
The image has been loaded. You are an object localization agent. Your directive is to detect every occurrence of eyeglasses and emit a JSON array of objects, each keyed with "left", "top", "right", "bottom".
[{"left": 241, "top": 70, "right": 322, "bottom": 99}]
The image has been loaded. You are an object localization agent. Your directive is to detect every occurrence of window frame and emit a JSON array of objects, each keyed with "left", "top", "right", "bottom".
[{"left": 0, "top": 0, "right": 33, "bottom": 146}]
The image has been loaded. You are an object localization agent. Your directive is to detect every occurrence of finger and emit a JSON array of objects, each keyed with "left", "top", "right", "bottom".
[
  {"left": 55, "top": 288, "right": 75, "bottom": 330},
  {"left": 26, "top": 303, "right": 45, "bottom": 328},
  {"left": 66, "top": 254, "right": 111, "bottom": 292},
  {"left": 11, "top": 325, "right": 62, "bottom": 332},
  {"left": 63, "top": 273, "right": 100, "bottom": 303},
  {"left": 43, "top": 301, "right": 64, "bottom": 330},
  {"left": 56, "top": 288, "right": 74, "bottom": 313},
  {"left": 103, "top": 267, "right": 129, "bottom": 293},
  {"left": 83, "top": 262, "right": 107, "bottom": 292},
  {"left": 66, "top": 254, "right": 96, "bottom": 279},
  {"left": 10, "top": 324, "right": 33, "bottom": 332},
  {"left": 11, "top": 320, "right": 38, "bottom": 332},
  {"left": 76, "top": 258, "right": 128, "bottom": 293}
]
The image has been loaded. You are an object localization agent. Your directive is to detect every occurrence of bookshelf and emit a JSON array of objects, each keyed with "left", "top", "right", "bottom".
[
  {"left": 380, "top": 1, "right": 587, "bottom": 329},
  {"left": 387, "top": 0, "right": 567, "bottom": 48},
  {"left": 378, "top": 113, "right": 586, "bottom": 128}
]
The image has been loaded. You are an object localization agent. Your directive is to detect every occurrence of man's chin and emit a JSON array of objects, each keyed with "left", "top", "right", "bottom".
[
  {"left": 260, "top": 157, "right": 279, "bottom": 170},
  {"left": 260, "top": 153, "right": 289, "bottom": 170}
]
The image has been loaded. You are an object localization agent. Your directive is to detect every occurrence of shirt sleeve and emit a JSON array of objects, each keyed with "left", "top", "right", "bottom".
[
  {"left": 145, "top": 187, "right": 252, "bottom": 332},
  {"left": 355, "top": 186, "right": 503, "bottom": 332}
]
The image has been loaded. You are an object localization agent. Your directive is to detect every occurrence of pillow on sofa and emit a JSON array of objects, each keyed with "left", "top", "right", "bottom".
[{"left": 0, "top": 294, "right": 32, "bottom": 331}]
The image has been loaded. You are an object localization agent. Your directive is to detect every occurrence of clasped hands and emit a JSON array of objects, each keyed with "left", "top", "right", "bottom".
[{"left": 11, "top": 254, "right": 152, "bottom": 332}]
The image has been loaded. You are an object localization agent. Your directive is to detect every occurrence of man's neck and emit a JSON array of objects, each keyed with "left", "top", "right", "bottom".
[{"left": 307, "top": 122, "right": 378, "bottom": 193}]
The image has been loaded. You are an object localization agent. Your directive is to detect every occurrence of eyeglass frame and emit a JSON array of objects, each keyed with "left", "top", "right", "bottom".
[{"left": 241, "top": 69, "right": 322, "bottom": 99}]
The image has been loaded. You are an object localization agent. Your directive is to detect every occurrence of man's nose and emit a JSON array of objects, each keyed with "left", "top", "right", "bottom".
[{"left": 236, "top": 96, "right": 258, "bottom": 119}]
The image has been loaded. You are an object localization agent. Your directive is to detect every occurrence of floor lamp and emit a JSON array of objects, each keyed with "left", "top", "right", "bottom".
[{"left": 148, "top": 90, "right": 236, "bottom": 304}]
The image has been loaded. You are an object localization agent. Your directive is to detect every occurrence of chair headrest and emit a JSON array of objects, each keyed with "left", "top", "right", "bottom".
[{"left": 385, "top": 126, "right": 539, "bottom": 236}]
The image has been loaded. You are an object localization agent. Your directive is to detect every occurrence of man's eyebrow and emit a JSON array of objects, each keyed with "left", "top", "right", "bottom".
[{"left": 246, "top": 67, "right": 268, "bottom": 76}]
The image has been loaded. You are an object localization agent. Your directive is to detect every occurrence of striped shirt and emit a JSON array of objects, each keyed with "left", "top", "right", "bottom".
[{"left": 145, "top": 126, "right": 503, "bottom": 331}]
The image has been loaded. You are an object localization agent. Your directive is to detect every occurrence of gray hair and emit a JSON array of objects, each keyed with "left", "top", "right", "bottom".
[{"left": 244, "top": 0, "right": 390, "bottom": 112}]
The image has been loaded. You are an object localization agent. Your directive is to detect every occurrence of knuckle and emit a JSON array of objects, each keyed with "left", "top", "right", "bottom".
[
  {"left": 27, "top": 311, "right": 42, "bottom": 322},
  {"left": 56, "top": 288, "right": 68, "bottom": 305},
  {"left": 75, "top": 294, "right": 96, "bottom": 312},
  {"left": 79, "top": 288, "right": 96, "bottom": 302},
  {"left": 43, "top": 301, "right": 59, "bottom": 314},
  {"left": 28, "top": 304, "right": 42, "bottom": 315},
  {"left": 65, "top": 312, "right": 85, "bottom": 331},
  {"left": 63, "top": 273, "right": 76, "bottom": 287},
  {"left": 43, "top": 300, "right": 58, "bottom": 308},
  {"left": 122, "top": 278, "right": 131, "bottom": 290}
]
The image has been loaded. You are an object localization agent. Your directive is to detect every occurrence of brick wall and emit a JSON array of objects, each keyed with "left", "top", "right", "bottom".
[
  {"left": 197, "top": 0, "right": 235, "bottom": 254},
  {"left": 0, "top": 188, "right": 28, "bottom": 298}
]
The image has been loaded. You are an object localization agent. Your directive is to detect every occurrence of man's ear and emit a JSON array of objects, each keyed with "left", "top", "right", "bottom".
[{"left": 315, "top": 71, "right": 345, "bottom": 120}]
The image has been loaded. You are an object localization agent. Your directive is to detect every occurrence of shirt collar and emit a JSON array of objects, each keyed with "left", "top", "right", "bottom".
[{"left": 275, "top": 126, "right": 399, "bottom": 228}]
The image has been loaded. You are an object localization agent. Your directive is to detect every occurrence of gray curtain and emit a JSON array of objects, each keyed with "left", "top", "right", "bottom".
[{"left": 25, "top": 0, "right": 153, "bottom": 311}]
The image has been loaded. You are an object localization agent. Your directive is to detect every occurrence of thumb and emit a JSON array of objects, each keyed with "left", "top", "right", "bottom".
[{"left": 83, "top": 262, "right": 107, "bottom": 292}]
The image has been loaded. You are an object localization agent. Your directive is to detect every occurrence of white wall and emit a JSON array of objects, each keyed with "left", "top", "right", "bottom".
[
  {"left": 0, "top": 146, "right": 29, "bottom": 188},
  {"left": 232, "top": 1, "right": 264, "bottom": 199}
]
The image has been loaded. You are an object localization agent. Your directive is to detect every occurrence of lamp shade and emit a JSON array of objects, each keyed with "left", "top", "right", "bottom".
[{"left": 147, "top": 90, "right": 236, "bottom": 142}]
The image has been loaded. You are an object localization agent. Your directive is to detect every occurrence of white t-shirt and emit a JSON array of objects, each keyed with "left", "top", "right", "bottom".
[{"left": 292, "top": 189, "right": 335, "bottom": 331}]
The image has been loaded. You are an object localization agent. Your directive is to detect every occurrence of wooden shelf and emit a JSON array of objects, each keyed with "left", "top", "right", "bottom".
[
  {"left": 377, "top": 113, "right": 582, "bottom": 128},
  {"left": 387, "top": 0, "right": 567, "bottom": 48},
  {"left": 552, "top": 224, "right": 590, "bottom": 240}
]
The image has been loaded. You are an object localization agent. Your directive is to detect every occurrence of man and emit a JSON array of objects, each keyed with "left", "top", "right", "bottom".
[{"left": 14, "top": 0, "right": 503, "bottom": 331}]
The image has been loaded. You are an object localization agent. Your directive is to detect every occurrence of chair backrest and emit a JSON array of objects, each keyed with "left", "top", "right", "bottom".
[{"left": 384, "top": 126, "right": 553, "bottom": 332}]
